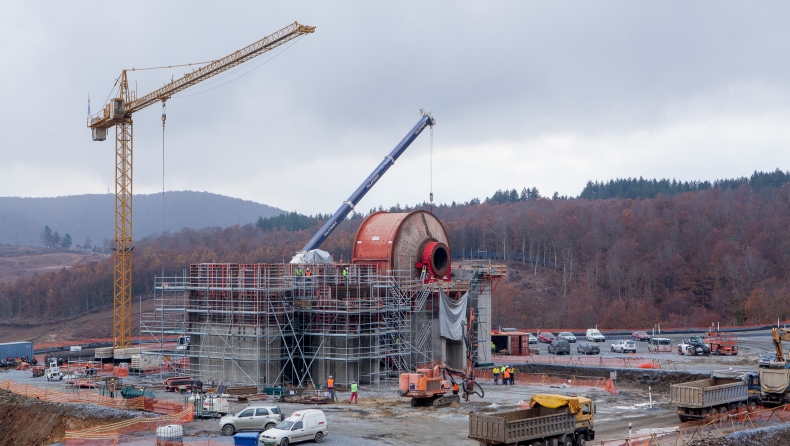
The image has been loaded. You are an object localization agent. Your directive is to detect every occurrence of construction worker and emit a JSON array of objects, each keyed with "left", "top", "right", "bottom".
[
  {"left": 509, "top": 366, "right": 516, "bottom": 385},
  {"left": 452, "top": 381, "right": 459, "bottom": 396},
  {"left": 305, "top": 268, "right": 312, "bottom": 277},
  {"left": 502, "top": 367, "right": 511, "bottom": 385},
  {"left": 492, "top": 366, "right": 500, "bottom": 385},
  {"left": 295, "top": 266, "right": 302, "bottom": 281},
  {"left": 349, "top": 380, "right": 359, "bottom": 404},
  {"left": 491, "top": 341, "right": 496, "bottom": 354},
  {"left": 342, "top": 267, "right": 349, "bottom": 282},
  {"left": 327, "top": 375, "right": 335, "bottom": 401},
  {"left": 109, "top": 379, "right": 116, "bottom": 398}
]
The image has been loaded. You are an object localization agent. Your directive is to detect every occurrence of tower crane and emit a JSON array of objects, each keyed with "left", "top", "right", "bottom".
[{"left": 87, "top": 22, "right": 315, "bottom": 349}]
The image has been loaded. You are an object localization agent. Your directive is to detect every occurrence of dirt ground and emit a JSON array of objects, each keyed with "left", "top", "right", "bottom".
[
  {"left": 0, "top": 388, "right": 145, "bottom": 446},
  {"left": 0, "top": 327, "right": 783, "bottom": 445},
  {"left": 0, "top": 244, "right": 103, "bottom": 284},
  {"left": 689, "top": 425, "right": 790, "bottom": 446}
]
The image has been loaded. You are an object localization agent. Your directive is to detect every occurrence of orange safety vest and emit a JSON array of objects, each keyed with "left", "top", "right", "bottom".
[
  {"left": 452, "top": 382, "right": 459, "bottom": 392},
  {"left": 503, "top": 370, "right": 511, "bottom": 379},
  {"left": 327, "top": 378, "right": 334, "bottom": 388}
]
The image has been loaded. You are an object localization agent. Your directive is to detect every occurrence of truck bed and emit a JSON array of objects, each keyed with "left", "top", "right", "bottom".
[
  {"left": 670, "top": 378, "right": 747, "bottom": 408},
  {"left": 469, "top": 406, "right": 575, "bottom": 445}
]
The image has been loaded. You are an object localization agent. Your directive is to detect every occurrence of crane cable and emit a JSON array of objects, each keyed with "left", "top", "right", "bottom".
[
  {"left": 162, "top": 101, "right": 166, "bottom": 235},
  {"left": 430, "top": 125, "right": 434, "bottom": 213}
]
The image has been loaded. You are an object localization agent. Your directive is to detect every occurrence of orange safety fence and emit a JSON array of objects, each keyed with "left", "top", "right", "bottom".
[
  {"left": 493, "top": 354, "right": 662, "bottom": 369},
  {"left": 477, "top": 370, "right": 606, "bottom": 389},
  {"left": 0, "top": 379, "right": 145, "bottom": 410},
  {"left": 596, "top": 404, "right": 790, "bottom": 446},
  {"left": 64, "top": 406, "right": 194, "bottom": 445}
]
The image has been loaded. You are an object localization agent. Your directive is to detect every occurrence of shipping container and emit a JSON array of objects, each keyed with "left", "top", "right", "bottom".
[{"left": 0, "top": 342, "right": 33, "bottom": 360}]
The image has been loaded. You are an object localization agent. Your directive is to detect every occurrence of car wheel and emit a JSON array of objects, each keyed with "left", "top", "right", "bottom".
[
  {"left": 281, "top": 438, "right": 290, "bottom": 446},
  {"left": 264, "top": 423, "right": 275, "bottom": 431},
  {"left": 315, "top": 432, "right": 324, "bottom": 443},
  {"left": 611, "top": 347, "right": 615, "bottom": 352},
  {"left": 221, "top": 424, "right": 235, "bottom": 436}
]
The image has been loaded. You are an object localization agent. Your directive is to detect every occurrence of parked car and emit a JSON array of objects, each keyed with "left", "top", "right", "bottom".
[
  {"left": 611, "top": 340, "right": 637, "bottom": 353},
  {"left": 586, "top": 329, "right": 605, "bottom": 342},
  {"left": 526, "top": 333, "right": 538, "bottom": 344},
  {"left": 219, "top": 405, "right": 283, "bottom": 436},
  {"left": 759, "top": 352, "right": 775, "bottom": 368},
  {"left": 577, "top": 342, "right": 600, "bottom": 355},
  {"left": 648, "top": 337, "right": 672, "bottom": 353},
  {"left": 677, "top": 337, "right": 710, "bottom": 356},
  {"left": 538, "top": 332, "right": 556, "bottom": 343},
  {"left": 631, "top": 331, "right": 651, "bottom": 341},
  {"left": 548, "top": 340, "right": 571, "bottom": 355},
  {"left": 557, "top": 332, "right": 577, "bottom": 343},
  {"left": 259, "top": 409, "right": 328, "bottom": 446}
]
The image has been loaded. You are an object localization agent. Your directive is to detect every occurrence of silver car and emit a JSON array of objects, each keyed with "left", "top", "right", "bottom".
[{"left": 220, "top": 405, "right": 283, "bottom": 436}]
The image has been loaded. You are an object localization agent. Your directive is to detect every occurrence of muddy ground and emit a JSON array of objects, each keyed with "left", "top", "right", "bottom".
[
  {"left": 0, "top": 388, "right": 145, "bottom": 446},
  {"left": 1, "top": 328, "right": 783, "bottom": 445}
]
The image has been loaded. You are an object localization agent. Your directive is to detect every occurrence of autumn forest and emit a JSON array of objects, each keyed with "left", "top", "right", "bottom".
[{"left": 3, "top": 171, "right": 790, "bottom": 331}]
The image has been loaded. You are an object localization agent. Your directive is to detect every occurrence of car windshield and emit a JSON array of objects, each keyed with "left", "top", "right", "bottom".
[
  {"left": 560, "top": 332, "right": 572, "bottom": 336},
  {"left": 762, "top": 353, "right": 775, "bottom": 359},
  {"left": 275, "top": 420, "right": 294, "bottom": 430}
]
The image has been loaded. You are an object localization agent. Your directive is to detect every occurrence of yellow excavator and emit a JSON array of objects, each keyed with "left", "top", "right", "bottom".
[{"left": 759, "top": 328, "right": 790, "bottom": 406}]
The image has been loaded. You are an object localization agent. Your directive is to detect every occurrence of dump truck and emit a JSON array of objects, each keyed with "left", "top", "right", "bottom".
[
  {"left": 759, "top": 327, "right": 790, "bottom": 406},
  {"left": 670, "top": 371, "right": 760, "bottom": 421},
  {"left": 469, "top": 394, "right": 595, "bottom": 446}
]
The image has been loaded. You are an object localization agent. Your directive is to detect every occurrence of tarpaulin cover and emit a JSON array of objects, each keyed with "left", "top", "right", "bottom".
[
  {"left": 711, "top": 370, "right": 749, "bottom": 383},
  {"left": 530, "top": 394, "right": 582, "bottom": 414},
  {"left": 439, "top": 288, "right": 468, "bottom": 341},
  {"left": 290, "top": 249, "right": 333, "bottom": 264}
]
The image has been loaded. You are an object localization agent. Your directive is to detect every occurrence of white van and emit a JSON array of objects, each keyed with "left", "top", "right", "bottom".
[
  {"left": 258, "top": 409, "right": 327, "bottom": 445},
  {"left": 586, "top": 329, "right": 605, "bottom": 342}
]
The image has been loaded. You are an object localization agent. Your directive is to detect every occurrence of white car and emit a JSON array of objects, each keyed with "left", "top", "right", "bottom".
[
  {"left": 586, "top": 329, "right": 606, "bottom": 342},
  {"left": 557, "top": 332, "right": 577, "bottom": 343},
  {"left": 259, "top": 409, "right": 327, "bottom": 446},
  {"left": 528, "top": 333, "right": 538, "bottom": 344},
  {"left": 611, "top": 340, "right": 637, "bottom": 353},
  {"left": 220, "top": 405, "right": 283, "bottom": 436}
]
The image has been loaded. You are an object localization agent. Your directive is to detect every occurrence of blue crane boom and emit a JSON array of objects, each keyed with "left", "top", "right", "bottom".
[{"left": 295, "top": 110, "right": 435, "bottom": 259}]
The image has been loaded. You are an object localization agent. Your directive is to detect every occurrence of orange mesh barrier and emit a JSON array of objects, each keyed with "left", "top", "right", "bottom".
[
  {"left": 493, "top": 354, "right": 661, "bottom": 369},
  {"left": 114, "top": 366, "right": 129, "bottom": 377},
  {"left": 596, "top": 404, "right": 790, "bottom": 445},
  {"left": 477, "top": 370, "right": 605, "bottom": 388},
  {"left": 64, "top": 407, "right": 193, "bottom": 444},
  {"left": 0, "top": 379, "right": 145, "bottom": 410}
]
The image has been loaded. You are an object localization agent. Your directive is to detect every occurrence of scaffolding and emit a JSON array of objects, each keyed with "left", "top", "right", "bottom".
[{"left": 140, "top": 262, "right": 467, "bottom": 388}]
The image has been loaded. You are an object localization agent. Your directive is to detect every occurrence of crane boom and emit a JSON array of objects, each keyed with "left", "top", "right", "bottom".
[
  {"left": 89, "top": 22, "right": 314, "bottom": 130},
  {"left": 293, "top": 111, "right": 435, "bottom": 261},
  {"left": 87, "top": 22, "right": 314, "bottom": 348}
]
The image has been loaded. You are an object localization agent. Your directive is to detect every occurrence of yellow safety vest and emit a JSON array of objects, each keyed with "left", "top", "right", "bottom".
[
  {"left": 351, "top": 383, "right": 359, "bottom": 392},
  {"left": 493, "top": 367, "right": 500, "bottom": 374}
]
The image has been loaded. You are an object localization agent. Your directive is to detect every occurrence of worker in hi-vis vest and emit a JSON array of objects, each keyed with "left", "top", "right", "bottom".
[
  {"left": 349, "top": 381, "right": 359, "bottom": 404},
  {"left": 327, "top": 375, "right": 335, "bottom": 400}
]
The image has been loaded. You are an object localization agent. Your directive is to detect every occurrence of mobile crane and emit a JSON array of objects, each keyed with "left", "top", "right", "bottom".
[{"left": 87, "top": 22, "right": 314, "bottom": 348}]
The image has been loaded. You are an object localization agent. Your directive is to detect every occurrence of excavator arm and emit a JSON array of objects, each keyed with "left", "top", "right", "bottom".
[{"left": 773, "top": 328, "right": 790, "bottom": 362}]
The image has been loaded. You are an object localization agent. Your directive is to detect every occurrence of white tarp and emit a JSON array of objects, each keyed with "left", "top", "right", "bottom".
[
  {"left": 439, "top": 288, "right": 468, "bottom": 341},
  {"left": 289, "top": 249, "right": 333, "bottom": 264}
]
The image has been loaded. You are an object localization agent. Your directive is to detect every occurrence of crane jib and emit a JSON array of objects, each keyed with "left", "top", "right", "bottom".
[{"left": 299, "top": 113, "right": 434, "bottom": 253}]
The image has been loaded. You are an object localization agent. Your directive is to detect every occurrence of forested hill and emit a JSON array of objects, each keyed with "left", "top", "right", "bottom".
[
  {"left": 5, "top": 170, "right": 790, "bottom": 330},
  {"left": 0, "top": 191, "right": 284, "bottom": 247},
  {"left": 578, "top": 169, "right": 790, "bottom": 200}
]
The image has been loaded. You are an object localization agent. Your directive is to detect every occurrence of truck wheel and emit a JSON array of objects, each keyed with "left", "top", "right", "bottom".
[
  {"left": 221, "top": 424, "right": 235, "bottom": 436},
  {"left": 532, "top": 441, "right": 544, "bottom": 446},
  {"left": 576, "top": 436, "right": 585, "bottom": 446},
  {"left": 564, "top": 437, "right": 573, "bottom": 446},
  {"left": 410, "top": 398, "right": 419, "bottom": 407},
  {"left": 679, "top": 414, "right": 688, "bottom": 422}
]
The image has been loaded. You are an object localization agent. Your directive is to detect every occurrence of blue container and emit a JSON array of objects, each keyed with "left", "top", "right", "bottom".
[
  {"left": 234, "top": 432, "right": 260, "bottom": 446},
  {"left": 0, "top": 342, "right": 33, "bottom": 360}
]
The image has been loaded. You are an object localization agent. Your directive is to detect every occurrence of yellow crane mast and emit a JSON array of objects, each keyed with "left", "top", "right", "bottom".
[{"left": 87, "top": 22, "right": 315, "bottom": 348}]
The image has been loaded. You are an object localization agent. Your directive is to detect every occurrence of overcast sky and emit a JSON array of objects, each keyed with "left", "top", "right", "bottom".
[{"left": 1, "top": 2, "right": 789, "bottom": 215}]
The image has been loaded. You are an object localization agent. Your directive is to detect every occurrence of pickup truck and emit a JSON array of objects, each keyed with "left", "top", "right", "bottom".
[
  {"left": 469, "top": 394, "right": 594, "bottom": 446},
  {"left": 670, "top": 371, "right": 760, "bottom": 421}
]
